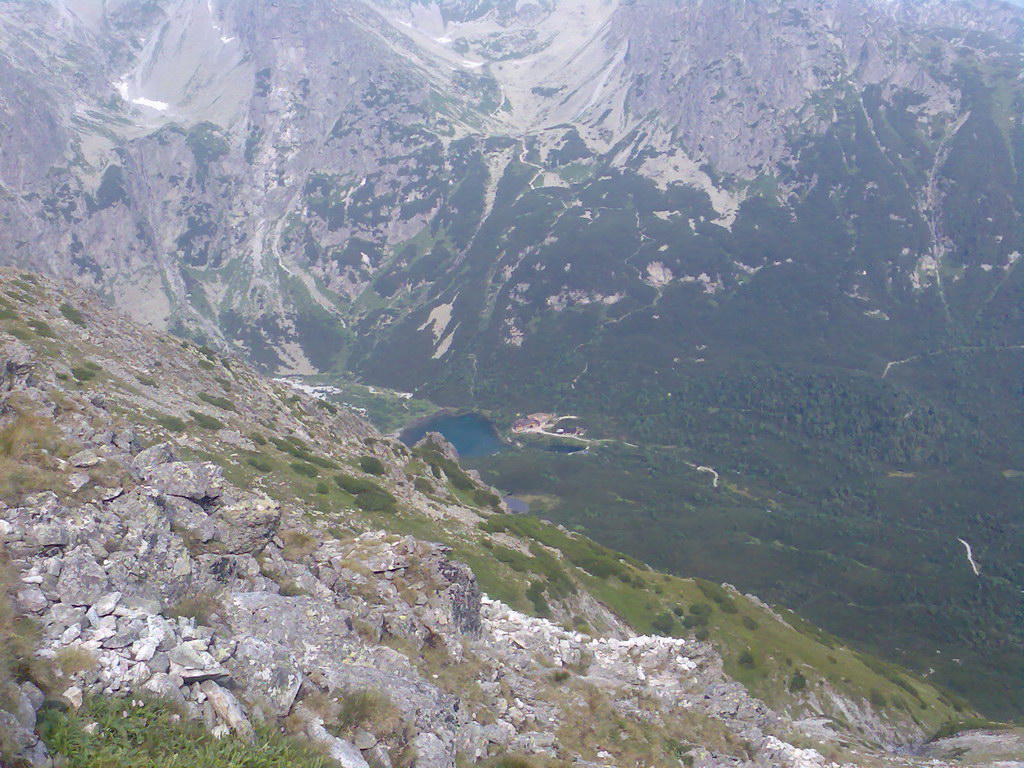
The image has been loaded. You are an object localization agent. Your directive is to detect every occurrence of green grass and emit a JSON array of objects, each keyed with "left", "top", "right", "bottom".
[{"left": 39, "top": 696, "right": 332, "bottom": 768}]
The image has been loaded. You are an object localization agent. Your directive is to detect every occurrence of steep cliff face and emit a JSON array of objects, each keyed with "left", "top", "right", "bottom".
[
  {"left": 0, "top": 0, "right": 1019, "bottom": 371},
  {"left": 0, "top": 270, "right": 1012, "bottom": 768}
]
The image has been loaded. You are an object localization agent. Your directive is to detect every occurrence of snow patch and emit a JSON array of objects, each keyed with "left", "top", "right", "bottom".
[{"left": 114, "top": 79, "right": 169, "bottom": 111}]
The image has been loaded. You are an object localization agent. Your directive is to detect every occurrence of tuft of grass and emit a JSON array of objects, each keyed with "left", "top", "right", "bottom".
[
  {"left": 481, "top": 756, "right": 540, "bottom": 768},
  {"left": 281, "top": 530, "right": 318, "bottom": 562},
  {"left": 0, "top": 548, "right": 52, "bottom": 749},
  {"left": 166, "top": 594, "right": 221, "bottom": 626},
  {"left": 6, "top": 326, "right": 32, "bottom": 341},
  {"left": 334, "top": 689, "right": 400, "bottom": 736},
  {"left": 39, "top": 695, "right": 331, "bottom": 768}
]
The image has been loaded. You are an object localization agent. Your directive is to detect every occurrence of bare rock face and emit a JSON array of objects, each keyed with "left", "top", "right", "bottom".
[{"left": 0, "top": 0, "right": 1017, "bottom": 380}]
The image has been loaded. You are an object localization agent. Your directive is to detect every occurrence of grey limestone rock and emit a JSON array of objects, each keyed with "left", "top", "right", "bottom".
[
  {"left": 200, "top": 681, "right": 255, "bottom": 742},
  {"left": 54, "top": 548, "right": 109, "bottom": 605},
  {"left": 228, "top": 636, "right": 303, "bottom": 717},
  {"left": 139, "top": 461, "right": 224, "bottom": 503}
]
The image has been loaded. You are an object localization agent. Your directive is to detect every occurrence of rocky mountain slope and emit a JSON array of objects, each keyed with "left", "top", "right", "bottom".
[
  {"left": 0, "top": 0, "right": 1020, "bottom": 369},
  {"left": 0, "top": 0, "right": 1021, "bottom": 719},
  {"left": 1, "top": 270, "right": 1017, "bottom": 767}
]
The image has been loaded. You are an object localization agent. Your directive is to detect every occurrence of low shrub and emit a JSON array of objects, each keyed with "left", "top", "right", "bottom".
[
  {"left": 697, "top": 581, "right": 739, "bottom": 613},
  {"left": 650, "top": 612, "right": 678, "bottom": 636},
  {"left": 197, "top": 393, "right": 236, "bottom": 412},
  {"left": 188, "top": 411, "right": 224, "bottom": 431},
  {"left": 355, "top": 490, "right": 396, "bottom": 513},
  {"left": 247, "top": 455, "right": 274, "bottom": 473},
  {"left": 336, "top": 474, "right": 382, "bottom": 495},
  {"left": 27, "top": 320, "right": 55, "bottom": 338},
  {"left": 290, "top": 462, "right": 319, "bottom": 479},
  {"left": 525, "top": 580, "right": 551, "bottom": 618},
  {"left": 59, "top": 303, "right": 85, "bottom": 327},
  {"left": 358, "top": 455, "right": 386, "bottom": 476},
  {"left": 155, "top": 415, "right": 186, "bottom": 433},
  {"left": 788, "top": 671, "right": 808, "bottom": 692},
  {"left": 71, "top": 362, "right": 101, "bottom": 383}
]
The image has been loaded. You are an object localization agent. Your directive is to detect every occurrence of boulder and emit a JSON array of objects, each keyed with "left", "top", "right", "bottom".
[
  {"left": 55, "top": 548, "right": 109, "bottom": 606},
  {"left": 93, "top": 592, "right": 121, "bottom": 617},
  {"left": 159, "top": 495, "right": 216, "bottom": 544},
  {"left": 212, "top": 494, "right": 281, "bottom": 555},
  {"left": 354, "top": 730, "right": 377, "bottom": 750},
  {"left": 130, "top": 442, "right": 179, "bottom": 474},
  {"left": 1, "top": 340, "right": 34, "bottom": 385},
  {"left": 414, "top": 731, "right": 453, "bottom": 768},
  {"left": 200, "top": 681, "right": 254, "bottom": 742},
  {"left": 228, "top": 636, "right": 302, "bottom": 717},
  {"left": 139, "top": 462, "right": 224, "bottom": 503},
  {"left": 69, "top": 449, "right": 102, "bottom": 468},
  {"left": 16, "top": 586, "right": 48, "bottom": 614},
  {"left": 143, "top": 672, "right": 190, "bottom": 711},
  {"left": 169, "top": 641, "right": 230, "bottom": 684}
]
